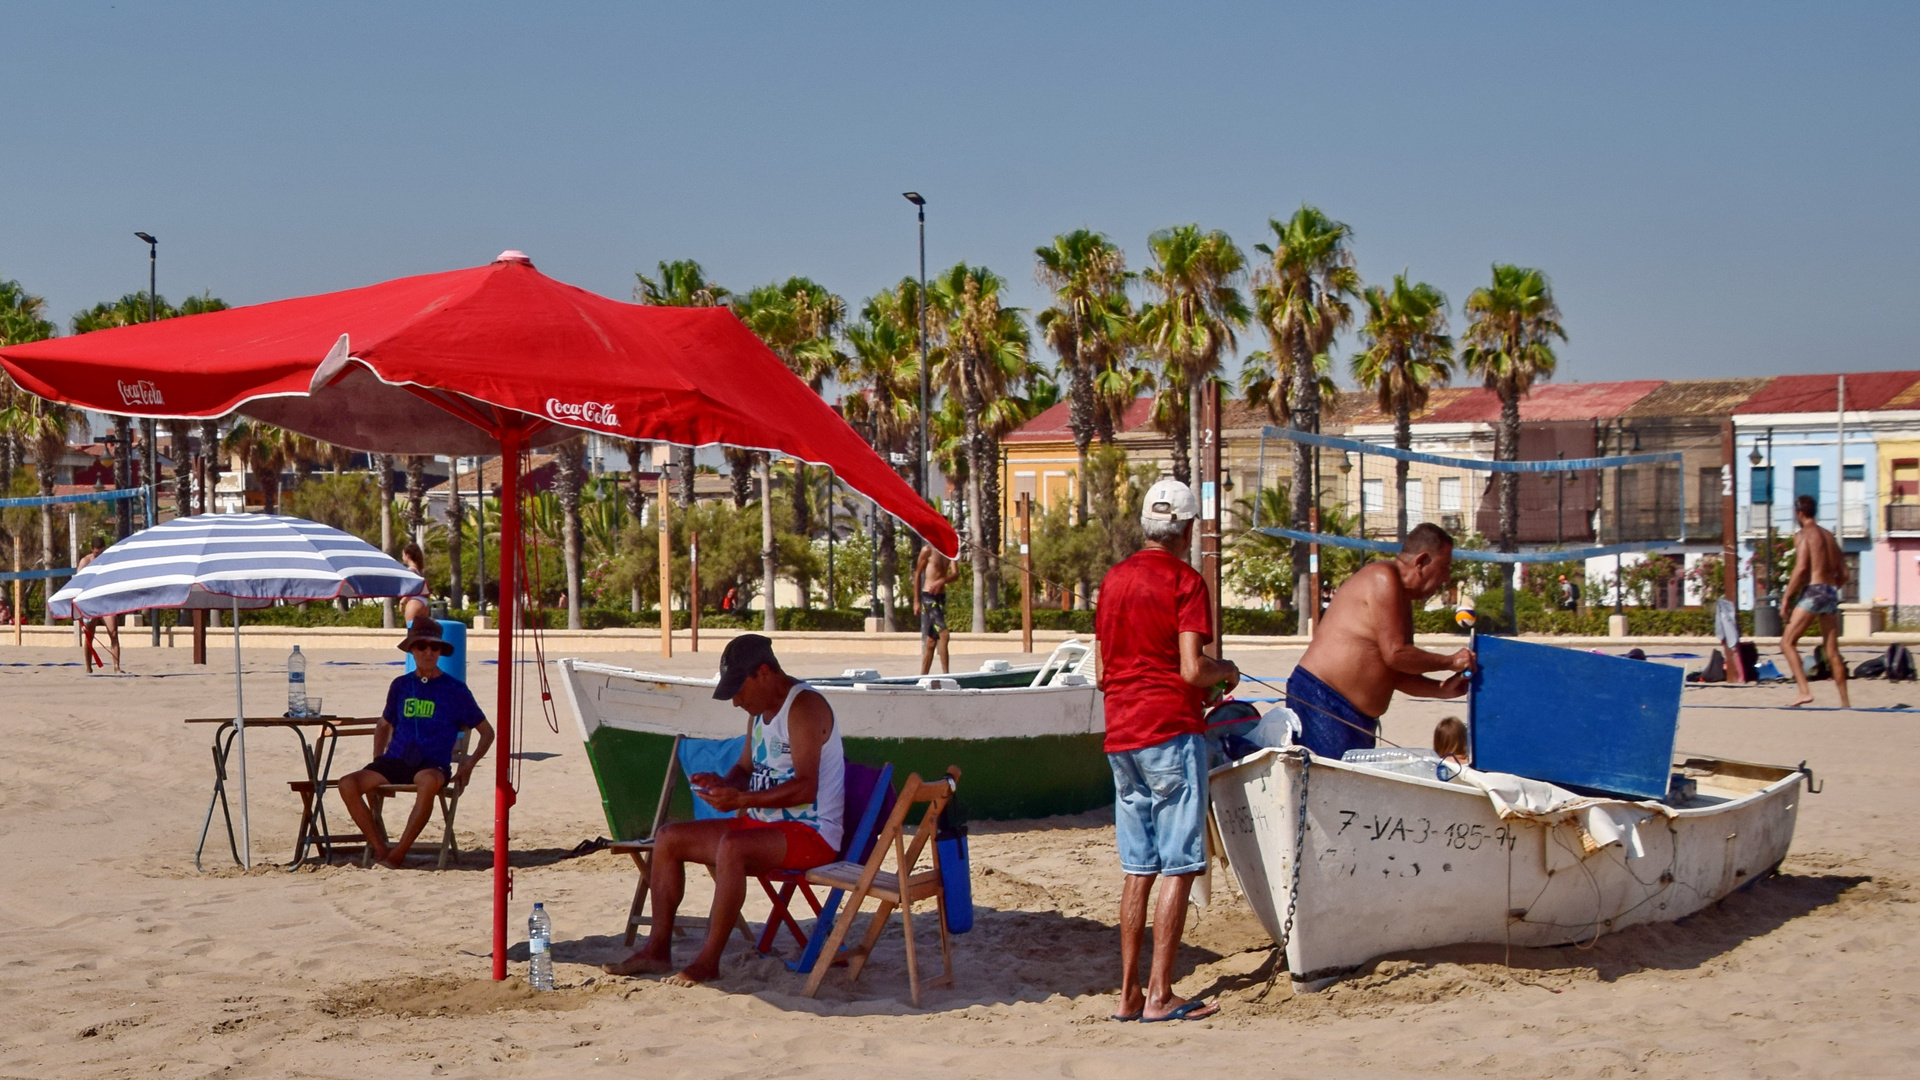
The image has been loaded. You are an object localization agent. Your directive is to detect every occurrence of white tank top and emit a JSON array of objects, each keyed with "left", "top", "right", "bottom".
[{"left": 746, "top": 681, "right": 844, "bottom": 852}]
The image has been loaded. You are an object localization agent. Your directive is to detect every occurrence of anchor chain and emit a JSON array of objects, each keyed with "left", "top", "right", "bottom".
[{"left": 1275, "top": 749, "right": 1310, "bottom": 972}]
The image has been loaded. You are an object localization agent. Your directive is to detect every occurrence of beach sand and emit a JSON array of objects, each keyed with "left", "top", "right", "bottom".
[{"left": 1, "top": 639, "right": 1914, "bottom": 1078}]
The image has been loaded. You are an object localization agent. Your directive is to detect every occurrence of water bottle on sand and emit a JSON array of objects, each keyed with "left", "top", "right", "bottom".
[
  {"left": 286, "top": 645, "right": 307, "bottom": 717},
  {"left": 528, "top": 903, "right": 553, "bottom": 990}
]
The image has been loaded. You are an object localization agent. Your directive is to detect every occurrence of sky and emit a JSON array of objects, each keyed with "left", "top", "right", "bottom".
[{"left": 4, "top": 2, "right": 1917, "bottom": 389}]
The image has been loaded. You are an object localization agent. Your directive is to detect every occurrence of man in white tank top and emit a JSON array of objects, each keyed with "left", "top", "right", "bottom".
[{"left": 604, "top": 634, "right": 844, "bottom": 986}]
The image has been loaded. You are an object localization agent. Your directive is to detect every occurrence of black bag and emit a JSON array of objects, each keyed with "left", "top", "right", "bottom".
[
  {"left": 1854, "top": 655, "right": 1888, "bottom": 679},
  {"left": 1809, "top": 648, "right": 1850, "bottom": 682},
  {"left": 1736, "top": 641, "right": 1760, "bottom": 682},
  {"left": 1888, "top": 643, "right": 1916, "bottom": 682},
  {"left": 1699, "top": 650, "right": 1727, "bottom": 683}
]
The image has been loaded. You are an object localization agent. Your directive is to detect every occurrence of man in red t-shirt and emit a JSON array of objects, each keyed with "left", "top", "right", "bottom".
[{"left": 1094, "top": 478, "right": 1238, "bottom": 1023}]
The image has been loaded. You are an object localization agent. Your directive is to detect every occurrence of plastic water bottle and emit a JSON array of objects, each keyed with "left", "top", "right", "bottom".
[
  {"left": 1341, "top": 747, "right": 1445, "bottom": 779},
  {"left": 286, "top": 645, "right": 308, "bottom": 718},
  {"left": 527, "top": 903, "right": 553, "bottom": 990}
]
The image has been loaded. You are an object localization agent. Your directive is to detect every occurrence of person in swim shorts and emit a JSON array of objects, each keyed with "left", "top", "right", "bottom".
[
  {"left": 1779, "top": 493, "right": 1850, "bottom": 708},
  {"left": 914, "top": 543, "right": 958, "bottom": 675},
  {"left": 603, "top": 634, "right": 844, "bottom": 987},
  {"left": 1287, "top": 523, "right": 1472, "bottom": 758}
]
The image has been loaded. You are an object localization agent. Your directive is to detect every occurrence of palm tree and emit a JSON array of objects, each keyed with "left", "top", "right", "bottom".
[
  {"left": 552, "top": 435, "right": 588, "bottom": 629},
  {"left": 1138, "top": 225, "right": 1249, "bottom": 487},
  {"left": 1251, "top": 206, "right": 1361, "bottom": 602},
  {"left": 405, "top": 455, "right": 429, "bottom": 544},
  {"left": 0, "top": 395, "right": 83, "bottom": 622},
  {"left": 1353, "top": 274, "right": 1453, "bottom": 540},
  {"left": 846, "top": 284, "right": 925, "bottom": 630},
  {"left": 929, "top": 265, "right": 1032, "bottom": 633},
  {"left": 1035, "top": 230, "right": 1129, "bottom": 522},
  {"left": 222, "top": 420, "right": 297, "bottom": 513},
  {"left": 734, "top": 276, "right": 848, "bottom": 607},
  {"left": 1, "top": 277, "right": 57, "bottom": 520},
  {"left": 635, "top": 260, "right": 731, "bottom": 507},
  {"left": 1462, "top": 264, "right": 1566, "bottom": 555}
]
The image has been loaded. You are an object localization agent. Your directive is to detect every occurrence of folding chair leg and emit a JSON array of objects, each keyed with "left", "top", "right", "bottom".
[
  {"left": 932, "top": 888, "right": 955, "bottom": 990},
  {"left": 623, "top": 853, "right": 653, "bottom": 947},
  {"left": 436, "top": 793, "right": 459, "bottom": 869},
  {"left": 802, "top": 888, "right": 867, "bottom": 999},
  {"left": 900, "top": 897, "right": 921, "bottom": 1007},
  {"left": 846, "top": 900, "right": 895, "bottom": 982}
]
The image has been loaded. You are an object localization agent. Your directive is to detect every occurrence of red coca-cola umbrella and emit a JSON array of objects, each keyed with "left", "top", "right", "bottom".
[{"left": 0, "top": 251, "right": 956, "bottom": 978}]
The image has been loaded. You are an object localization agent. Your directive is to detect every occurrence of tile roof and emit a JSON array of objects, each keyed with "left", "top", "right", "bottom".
[
  {"left": 1735, "top": 370, "right": 1920, "bottom": 414},
  {"left": 1421, "top": 381, "right": 1664, "bottom": 423},
  {"left": 1621, "top": 378, "right": 1770, "bottom": 419},
  {"left": 1005, "top": 397, "right": 1157, "bottom": 442}
]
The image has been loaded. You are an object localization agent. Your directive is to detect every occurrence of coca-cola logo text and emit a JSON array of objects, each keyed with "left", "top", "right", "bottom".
[
  {"left": 544, "top": 398, "right": 619, "bottom": 428},
  {"left": 118, "top": 380, "right": 164, "bottom": 407}
]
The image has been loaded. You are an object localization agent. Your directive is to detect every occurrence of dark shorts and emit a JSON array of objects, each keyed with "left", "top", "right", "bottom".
[
  {"left": 1286, "top": 666, "right": 1380, "bottom": 760},
  {"left": 1796, "top": 583, "right": 1841, "bottom": 616},
  {"left": 920, "top": 592, "right": 948, "bottom": 640},
  {"left": 363, "top": 756, "right": 446, "bottom": 786}
]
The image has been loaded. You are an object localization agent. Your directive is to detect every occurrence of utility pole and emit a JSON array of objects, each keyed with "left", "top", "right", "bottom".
[
  {"left": 1018, "top": 493, "right": 1033, "bottom": 654},
  {"left": 658, "top": 473, "right": 672, "bottom": 659},
  {"left": 1199, "top": 380, "right": 1223, "bottom": 657},
  {"left": 1720, "top": 419, "right": 1741, "bottom": 677}
]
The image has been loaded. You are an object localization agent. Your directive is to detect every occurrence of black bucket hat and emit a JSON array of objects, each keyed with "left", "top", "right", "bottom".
[{"left": 398, "top": 618, "right": 455, "bottom": 656}]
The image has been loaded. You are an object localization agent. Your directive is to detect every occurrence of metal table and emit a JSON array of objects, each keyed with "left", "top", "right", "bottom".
[{"left": 186, "top": 716, "right": 373, "bottom": 871}]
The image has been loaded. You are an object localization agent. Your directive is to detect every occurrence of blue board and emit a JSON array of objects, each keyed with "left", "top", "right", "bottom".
[
  {"left": 404, "top": 618, "right": 468, "bottom": 685},
  {"left": 1468, "top": 636, "right": 1681, "bottom": 800}
]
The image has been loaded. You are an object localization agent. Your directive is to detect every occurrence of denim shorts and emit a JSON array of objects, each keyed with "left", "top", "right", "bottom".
[{"left": 1107, "top": 732, "right": 1207, "bottom": 877}]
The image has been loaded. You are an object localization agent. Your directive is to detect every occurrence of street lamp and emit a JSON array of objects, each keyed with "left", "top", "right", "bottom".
[
  {"left": 135, "top": 231, "right": 160, "bottom": 645},
  {"left": 903, "top": 192, "right": 928, "bottom": 503}
]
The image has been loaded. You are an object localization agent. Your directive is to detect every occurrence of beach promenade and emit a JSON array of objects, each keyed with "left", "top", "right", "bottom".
[{"left": 0, "top": 643, "right": 1912, "bottom": 1078}]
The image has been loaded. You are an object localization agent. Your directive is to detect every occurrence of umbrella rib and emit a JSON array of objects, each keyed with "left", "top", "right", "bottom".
[{"left": 399, "top": 384, "right": 505, "bottom": 436}]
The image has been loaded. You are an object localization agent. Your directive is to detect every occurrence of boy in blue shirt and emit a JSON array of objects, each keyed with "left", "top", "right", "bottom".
[{"left": 338, "top": 619, "right": 494, "bottom": 868}]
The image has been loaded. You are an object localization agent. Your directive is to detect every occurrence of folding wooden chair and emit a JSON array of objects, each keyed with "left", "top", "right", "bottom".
[
  {"left": 754, "top": 760, "right": 895, "bottom": 967},
  {"left": 607, "top": 734, "right": 758, "bottom": 948},
  {"left": 361, "top": 728, "right": 475, "bottom": 869},
  {"left": 288, "top": 721, "right": 379, "bottom": 866},
  {"left": 802, "top": 766, "right": 960, "bottom": 1007}
]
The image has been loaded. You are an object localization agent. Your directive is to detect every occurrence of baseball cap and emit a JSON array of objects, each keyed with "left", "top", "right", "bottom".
[
  {"left": 713, "top": 633, "right": 779, "bottom": 699},
  {"left": 1140, "top": 478, "right": 1199, "bottom": 524}
]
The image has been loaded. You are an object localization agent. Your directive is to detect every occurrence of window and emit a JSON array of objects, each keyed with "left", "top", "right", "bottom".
[
  {"left": 1404, "top": 478, "right": 1425, "bottom": 526},
  {"left": 1751, "top": 466, "right": 1773, "bottom": 505},
  {"left": 1794, "top": 465, "right": 1821, "bottom": 514},
  {"left": 1893, "top": 458, "right": 1919, "bottom": 502},
  {"left": 1362, "top": 478, "right": 1385, "bottom": 514},
  {"left": 1438, "top": 476, "right": 1462, "bottom": 512}
]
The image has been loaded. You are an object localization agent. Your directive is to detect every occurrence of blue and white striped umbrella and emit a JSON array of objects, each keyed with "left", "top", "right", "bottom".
[{"left": 50, "top": 514, "right": 425, "bottom": 619}]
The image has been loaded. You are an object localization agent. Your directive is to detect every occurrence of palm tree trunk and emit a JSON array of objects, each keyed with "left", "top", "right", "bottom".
[
  {"left": 448, "top": 459, "right": 465, "bottom": 609},
  {"left": 1499, "top": 389, "right": 1521, "bottom": 633},
  {"left": 1288, "top": 335, "right": 1318, "bottom": 609},
  {"left": 1395, "top": 401, "right": 1411, "bottom": 541},
  {"left": 760, "top": 455, "right": 776, "bottom": 632},
  {"left": 674, "top": 445, "right": 695, "bottom": 507},
  {"left": 377, "top": 453, "right": 396, "bottom": 628},
  {"left": 200, "top": 420, "right": 221, "bottom": 514},
  {"left": 626, "top": 441, "right": 647, "bottom": 612},
  {"left": 37, "top": 439, "right": 56, "bottom": 626},
  {"left": 168, "top": 420, "right": 191, "bottom": 519},
  {"left": 964, "top": 399, "right": 989, "bottom": 634},
  {"left": 1188, "top": 381, "right": 1203, "bottom": 563},
  {"left": 725, "top": 448, "right": 753, "bottom": 508},
  {"left": 982, "top": 435, "right": 1005, "bottom": 604},
  {"left": 878, "top": 514, "right": 898, "bottom": 632},
  {"left": 790, "top": 461, "right": 812, "bottom": 608},
  {"left": 405, "top": 456, "right": 427, "bottom": 545},
  {"left": 555, "top": 438, "right": 585, "bottom": 630},
  {"left": 1068, "top": 326, "right": 1094, "bottom": 524},
  {"left": 112, "top": 415, "right": 132, "bottom": 538}
]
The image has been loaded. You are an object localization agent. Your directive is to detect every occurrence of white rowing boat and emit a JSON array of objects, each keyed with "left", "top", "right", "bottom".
[{"left": 1209, "top": 747, "right": 1812, "bottom": 983}]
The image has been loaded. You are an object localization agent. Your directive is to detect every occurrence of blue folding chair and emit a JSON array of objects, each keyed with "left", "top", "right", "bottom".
[
  {"left": 753, "top": 760, "right": 896, "bottom": 971},
  {"left": 610, "top": 733, "right": 748, "bottom": 947}
]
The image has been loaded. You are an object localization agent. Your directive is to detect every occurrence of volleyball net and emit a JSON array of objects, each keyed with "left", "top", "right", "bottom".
[{"left": 1249, "top": 426, "right": 1688, "bottom": 564}]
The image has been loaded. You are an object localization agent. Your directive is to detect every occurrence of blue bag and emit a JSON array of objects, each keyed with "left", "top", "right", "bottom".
[{"left": 936, "top": 800, "right": 972, "bottom": 934}]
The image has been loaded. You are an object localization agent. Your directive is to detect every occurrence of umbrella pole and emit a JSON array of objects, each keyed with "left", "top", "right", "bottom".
[
  {"left": 232, "top": 596, "right": 251, "bottom": 869},
  {"left": 492, "top": 428, "right": 523, "bottom": 979}
]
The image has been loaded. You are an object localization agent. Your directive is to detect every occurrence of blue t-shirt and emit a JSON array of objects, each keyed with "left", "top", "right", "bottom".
[{"left": 381, "top": 672, "right": 485, "bottom": 773}]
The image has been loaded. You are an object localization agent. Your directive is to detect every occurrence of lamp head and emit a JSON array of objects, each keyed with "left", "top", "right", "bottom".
[
  {"left": 1748, "top": 447, "right": 1763, "bottom": 467},
  {"left": 902, "top": 192, "right": 925, "bottom": 206},
  {"left": 134, "top": 232, "right": 156, "bottom": 245}
]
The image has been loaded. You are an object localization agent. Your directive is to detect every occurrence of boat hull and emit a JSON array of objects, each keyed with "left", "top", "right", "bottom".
[
  {"left": 1210, "top": 748, "right": 1806, "bottom": 980},
  {"left": 560, "top": 659, "right": 1111, "bottom": 834}
]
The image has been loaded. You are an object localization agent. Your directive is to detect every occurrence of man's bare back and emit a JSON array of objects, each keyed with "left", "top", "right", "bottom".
[
  {"left": 1779, "top": 497, "right": 1849, "bottom": 708},
  {"left": 1298, "top": 559, "right": 1469, "bottom": 718}
]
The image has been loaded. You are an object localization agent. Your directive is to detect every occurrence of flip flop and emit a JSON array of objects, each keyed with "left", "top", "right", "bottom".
[
  {"left": 1141, "top": 999, "right": 1218, "bottom": 1023},
  {"left": 1109, "top": 1010, "right": 1141, "bottom": 1022}
]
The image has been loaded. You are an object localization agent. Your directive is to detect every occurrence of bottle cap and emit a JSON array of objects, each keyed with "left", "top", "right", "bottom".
[{"left": 534, "top": 902, "right": 543, "bottom": 909}]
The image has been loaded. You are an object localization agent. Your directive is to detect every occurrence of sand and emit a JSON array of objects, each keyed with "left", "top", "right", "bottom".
[{"left": 1, "top": 638, "right": 1915, "bottom": 1078}]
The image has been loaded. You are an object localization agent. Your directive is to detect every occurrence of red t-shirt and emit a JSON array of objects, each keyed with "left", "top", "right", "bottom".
[{"left": 1095, "top": 547, "right": 1214, "bottom": 753}]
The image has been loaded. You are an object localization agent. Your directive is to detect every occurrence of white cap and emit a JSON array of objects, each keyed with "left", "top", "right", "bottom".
[
  {"left": 495, "top": 250, "right": 532, "bottom": 265},
  {"left": 1140, "top": 478, "right": 1199, "bottom": 524}
]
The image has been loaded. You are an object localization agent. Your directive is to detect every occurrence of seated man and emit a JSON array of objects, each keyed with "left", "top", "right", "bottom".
[
  {"left": 337, "top": 619, "right": 494, "bottom": 868},
  {"left": 604, "top": 633, "right": 844, "bottom": 986},
  {"left": 1288, "top": 523, "right": 1472, "bottom": 758}
]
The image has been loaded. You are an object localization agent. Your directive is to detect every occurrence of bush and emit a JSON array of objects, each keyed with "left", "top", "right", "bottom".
[{"left": 1221, "top": 607, "right": 1297, "bottom": 635}]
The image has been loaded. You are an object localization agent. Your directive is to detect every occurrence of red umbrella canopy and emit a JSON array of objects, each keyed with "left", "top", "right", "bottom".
[{"left": 0, "top": 252, "right": 956, "bottom": 555}]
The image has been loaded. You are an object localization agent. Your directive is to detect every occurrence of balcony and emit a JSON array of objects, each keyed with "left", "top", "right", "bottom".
[{"left": 1888, "top": 502, "right": 1920, "bottom": 536}]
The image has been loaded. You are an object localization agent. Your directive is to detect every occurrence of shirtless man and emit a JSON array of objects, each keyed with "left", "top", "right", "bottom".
[
  {"left": 1286, "top": 523, "right": 1473, "bottom": 758},
  {"left": 1779, "top": 494, "right": 1850, "bottom": 708},
  {"left": 913, "top": 543, "right": 959, "bottom": 675}
]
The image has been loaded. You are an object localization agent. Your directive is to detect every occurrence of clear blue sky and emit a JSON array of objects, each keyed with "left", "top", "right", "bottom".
[{"left": 5, "top": 3, "right": 1915, "bottom": 386}]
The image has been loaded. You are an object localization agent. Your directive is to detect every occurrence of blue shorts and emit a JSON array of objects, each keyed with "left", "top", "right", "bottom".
[
  {"left": 1796, "top": 583, "right": 1840, "bottom": 616},
  {"left": 1107, "top": 732, "right": 1206, "bottom": 877},
  {"left": 1287, "top": 665, "right": 1379, "bottom": 760}
]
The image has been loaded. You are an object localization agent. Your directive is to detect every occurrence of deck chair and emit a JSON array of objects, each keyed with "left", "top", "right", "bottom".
[
  {"left": 802, "top": 766, "right": 961, "bottom": 1007},
  {"left": 608, "top": 734, "right": 758, "bottom": 948},
  {"left": 753, "top": 760, "right": 895, "bottom": 968},
  {"left": 361, "top": 727, "right": 475, "bottom": 869}
]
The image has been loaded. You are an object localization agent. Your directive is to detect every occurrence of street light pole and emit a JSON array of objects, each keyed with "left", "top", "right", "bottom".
[
  {"left": 135, "top": 232, "right": 162, "bottom": 646},
  {"left": 903, "top": 193, "right": 929, "bottom": 503}
]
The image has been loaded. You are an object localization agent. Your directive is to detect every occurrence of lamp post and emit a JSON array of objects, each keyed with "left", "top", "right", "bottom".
[
  {"left": 135, "top": 232, "right": 160, "bottom": 645},
  {"left": 903, "top": 192, "right": 929, "bottom": 503}
]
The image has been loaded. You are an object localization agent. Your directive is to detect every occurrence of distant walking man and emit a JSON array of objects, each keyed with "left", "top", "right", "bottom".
[
  {"left": 914, "top": 543, "right": 958, "bottom": 674},
  {"left": 77, "top": 536, "right": 121, "bottom": 674},
  {"left": 1779, "top": 494, "right": 1850, "bottom": 708},
  {"left": 1095, "top": 478, "right": 1236, "bottom": 1023}
]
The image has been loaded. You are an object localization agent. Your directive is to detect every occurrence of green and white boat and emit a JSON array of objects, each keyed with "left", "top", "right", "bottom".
[{"left": 558, "top": 641, "right": 1110, "bottom": 837}]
